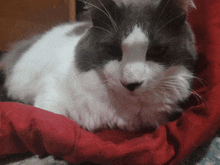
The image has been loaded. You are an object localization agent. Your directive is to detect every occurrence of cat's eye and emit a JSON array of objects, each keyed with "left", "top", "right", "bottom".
[
  {"left": 146, "top": 45, "right": 169, "bottom": 62},
  {"left": 106, "top": 45, "right": 123, "bottom": 60},
  {"left": 147, "top": 45, "right": 168, "bottom": 57}
]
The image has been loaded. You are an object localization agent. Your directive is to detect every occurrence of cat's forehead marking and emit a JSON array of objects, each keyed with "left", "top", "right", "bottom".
[
  {"left": 122, "top": 25, "right": 149, "bottom": 61},
  {"left": 123, "top": 25, "right": 149, "bottom": 45}
]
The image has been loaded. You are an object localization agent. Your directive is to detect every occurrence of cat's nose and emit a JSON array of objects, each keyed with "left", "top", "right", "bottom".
[{"left": 121, "top": 81, "right": 143, "bottom": 92}]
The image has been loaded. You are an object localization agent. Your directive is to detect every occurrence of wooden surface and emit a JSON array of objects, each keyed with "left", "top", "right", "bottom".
[
  {"left": 69, "top": 0, "right": 76, "bottom": 21},
  {"left": 0, "top": 0, "right": 76, "bottom": 51}
]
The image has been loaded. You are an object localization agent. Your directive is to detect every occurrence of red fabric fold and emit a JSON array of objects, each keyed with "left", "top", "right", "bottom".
[{"left": 1, "top": 0, "right": 220, "bottom": 164}]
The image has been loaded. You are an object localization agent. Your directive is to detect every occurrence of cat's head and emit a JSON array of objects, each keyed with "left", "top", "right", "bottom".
[{"left": 76, "top": 0, "right": 197, "bottom": 106}]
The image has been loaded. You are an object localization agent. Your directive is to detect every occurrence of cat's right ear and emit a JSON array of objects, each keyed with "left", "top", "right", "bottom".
[
  {"left": 178, "top": 0, "right": 196, "bottom": 12},
  {"left": 83, "top": 0, "right": 121, "bottom": 32},
  {"left": 155, "top": 0, "right": 195, "bottom": 30}
]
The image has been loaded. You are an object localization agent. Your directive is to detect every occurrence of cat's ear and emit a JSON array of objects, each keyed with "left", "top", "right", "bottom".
[
  {"left": 178, "top": 0, "right": 196, "bottom": 12},
  {"left": 83, "top": 0, "right": 120, "bottom": 31},
  {"left": 156, "top": 0, "right": 195, "bottom": 28},
  {"left": 159, "top": 0, "right": 195, "bottom": 13}
]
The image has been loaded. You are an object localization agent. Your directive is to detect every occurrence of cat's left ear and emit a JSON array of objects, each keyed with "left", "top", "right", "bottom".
[{"left": 83, "top": 0, "right": 121, "bottom": 31}]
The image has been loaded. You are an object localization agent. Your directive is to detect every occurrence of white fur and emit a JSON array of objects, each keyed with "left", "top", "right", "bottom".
[
  {"left": 4, "top": 22, "right": 192, "bottom": 132},
  {"left": 121, "top": 25, "right": 149, "bottom": 84}
]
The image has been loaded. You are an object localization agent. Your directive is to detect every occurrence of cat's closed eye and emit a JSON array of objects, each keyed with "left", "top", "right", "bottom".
[
  {"left": 106, "top": 44, "right": 122, "bottom": 59},
  {"left": 146, "top": 45, "right": 169, "bottom": 62}
]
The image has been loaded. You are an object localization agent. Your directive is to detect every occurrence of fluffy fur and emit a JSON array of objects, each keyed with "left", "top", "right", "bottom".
[{"left": 2, "top": 0, "right": 197, "bottom": 132}]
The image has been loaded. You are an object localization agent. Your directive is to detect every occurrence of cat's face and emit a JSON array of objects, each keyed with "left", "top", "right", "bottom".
[{"left": 76, "top": 0, "right": 196, "bottom": 105}]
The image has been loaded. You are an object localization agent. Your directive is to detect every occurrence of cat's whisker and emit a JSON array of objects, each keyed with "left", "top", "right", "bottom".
[
  {"left": 159, "top": 75, "right": 192, "bottom": 82},
  {"left": 159, "top": 83, "right": 187, "bottom": 94},
  {"left": 156, "top": 88, "right": 171, "bottom": 98},
  {"left": 184, "top": 75, "right": 207, "bottom": 88},
  {"left": 157, "top": 7, "right": 178, "bottom": 28},
  {"left": 158, "top": 82, "right": 208, "bottom": 108},
  {"left": 161, "top": 75, "right": 206, "bottom": 92},
  {"left": 156, "top": 0, "right": 171, "bottom": 24},
  {"left": 190, "top": 89, "right": 207, "bottom": 105},
  {"left": 156, "top": 1, "right": 182, "bottom": 30},
  {"left": 158, "top": 83, "right": 188, "bottom": 97},
  {"left": 159, "top": 81, "right": 190, "bottom": 92},
  {"left": 91, "top": 26, "right": 113, "bottom": 35},
  {"left": 155, "top": 0, "right": 187, "bottom": 36},
  {"left": 143, "top": 89, "right": 163, "bottom": 102},
  {"left": 98, "top": 0, "right": 118, "bottom": 32},
  {"left": 82, "top": 0, "right": 118, "bottom": 32},
  {"left": 155, "top": 90, "right": 172, "bottom": 103},
  {"left": 157, "top": 14, "right": 185, "bottom": 34}
]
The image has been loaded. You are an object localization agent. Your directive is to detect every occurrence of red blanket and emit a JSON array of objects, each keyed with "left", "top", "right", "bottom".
[{"left": 1, "top": 0, "right": 220, "bottom": 164}]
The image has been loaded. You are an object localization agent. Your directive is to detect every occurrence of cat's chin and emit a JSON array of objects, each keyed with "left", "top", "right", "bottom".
[
  {"left": 111, "top": 87, "right": 142, "bottom": 100},
  {"left": 128, "top": 92, "right": 139, "bottom": 97}
]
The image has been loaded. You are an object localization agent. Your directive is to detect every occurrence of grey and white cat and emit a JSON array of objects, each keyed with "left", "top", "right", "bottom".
[{"left": 2, "top": 0, "right": 197, "bottom": 132}]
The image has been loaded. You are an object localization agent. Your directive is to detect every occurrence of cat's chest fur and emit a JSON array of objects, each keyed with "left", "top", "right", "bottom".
[
  {"left": 64, "top": 62, "right": 163, "bottom": 131},
  {"left": 65, "top": 69, "right": 169, "bottom": 131}
]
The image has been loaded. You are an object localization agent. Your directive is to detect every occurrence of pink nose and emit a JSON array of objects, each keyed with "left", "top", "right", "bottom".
[{"left": 121, "top": 81, "right": 143, "bottom": 91}]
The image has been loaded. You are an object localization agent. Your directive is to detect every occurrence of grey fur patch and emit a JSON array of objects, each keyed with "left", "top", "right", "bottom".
[{"left": 1, "top": 35, "right": 41, "bottom": 77}]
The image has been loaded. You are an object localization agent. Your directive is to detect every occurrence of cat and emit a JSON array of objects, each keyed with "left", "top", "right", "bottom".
[{"left": 2, "top": 0, "right": 197, "bottom": 132}]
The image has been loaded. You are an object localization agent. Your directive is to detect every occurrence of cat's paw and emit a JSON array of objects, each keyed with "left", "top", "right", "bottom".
[
  {"left": 34, "top": 100, "right": 65, "bottom": 116},
  {"left": 114, "top": 117, "right": 141, "bottom": 131}
]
